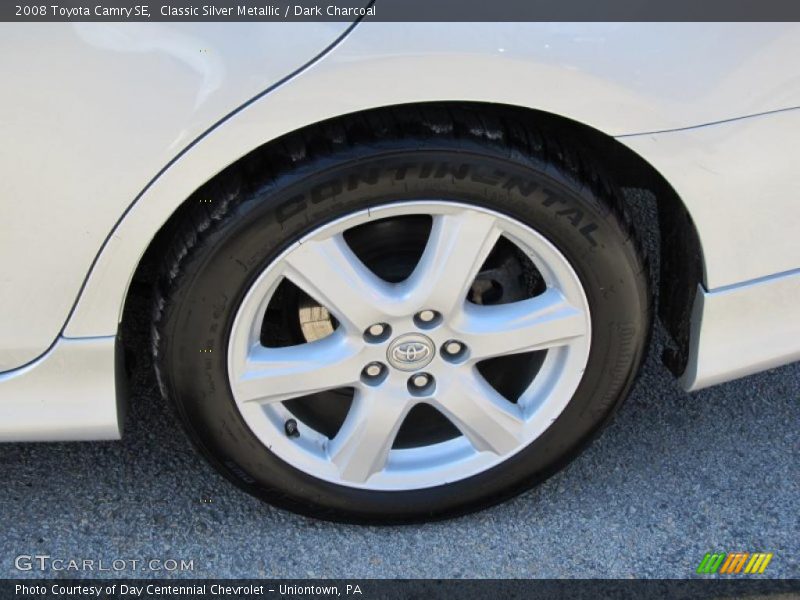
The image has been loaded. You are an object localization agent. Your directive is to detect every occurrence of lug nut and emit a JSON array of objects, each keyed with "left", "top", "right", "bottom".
[
  {"left": 364, "top": 322, "right": 391, "bottom": 342},
  {"left": 408, "top": 373, "right": 435, "bottom": 395},
  {"left": 418, "top": 310, "right": 436, "bottom": 322},
  {"left": 362, "top": 362, "right": 388, "bottom": 385},
  {"left": 442, "top": 339, "right": 467, "bottom": 361},
  {"left": 414, "top": 310, "right": 441, "bottom": 328},
  {"left": 411, "top": 374, "right": 430, "bottom": 388},
  {"left": 445, "top": 341, "right": 463, "bottom": 356},
  {"left": 364, "top": 362, "right": 384, "bottom": 378}
]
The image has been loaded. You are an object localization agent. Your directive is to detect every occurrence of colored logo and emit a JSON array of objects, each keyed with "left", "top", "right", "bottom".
[{"left": 696, "top": 552, "right": 773, "bottom": 575}]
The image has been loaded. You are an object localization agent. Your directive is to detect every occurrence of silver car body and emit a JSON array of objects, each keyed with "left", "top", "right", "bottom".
[{"left": 1, "top": 22, "right": 799, "bottom": 441}]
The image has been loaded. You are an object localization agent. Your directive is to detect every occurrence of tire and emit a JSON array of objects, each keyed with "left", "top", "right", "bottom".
[{"left": 153, "top": 106, "right": 651, "bottom": 523}]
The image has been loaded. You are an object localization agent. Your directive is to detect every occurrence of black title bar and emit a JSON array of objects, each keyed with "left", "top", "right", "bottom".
[
  {"left": 3, "top": 579, "right": 800, "bottom": 600},
  {"left": 5, "top": 0, "right": 800, "bottom": 22}
]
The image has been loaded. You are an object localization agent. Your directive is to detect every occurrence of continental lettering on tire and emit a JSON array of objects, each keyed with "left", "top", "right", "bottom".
[{"left": 274, "top": 162, "right": 599, "bottom": 246}]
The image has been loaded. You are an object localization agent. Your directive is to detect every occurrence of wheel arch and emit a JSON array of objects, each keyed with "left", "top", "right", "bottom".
[{"left": 73, "top": 102, "right": 704, "bottom": 382}]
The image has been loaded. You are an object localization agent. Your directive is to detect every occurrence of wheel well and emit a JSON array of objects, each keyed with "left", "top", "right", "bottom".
[
  {"left": 525, "top": 108, "right": 704, "bottom": 377},
  {"left": 120, "top": 102, "right": 703, "bottom": 382}
]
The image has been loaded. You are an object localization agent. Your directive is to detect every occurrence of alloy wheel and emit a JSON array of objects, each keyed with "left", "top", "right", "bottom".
[{"left": 227, "top": 201, "right": 591, "bottom": 490}]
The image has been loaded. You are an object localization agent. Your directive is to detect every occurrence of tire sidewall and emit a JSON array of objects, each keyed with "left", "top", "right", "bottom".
[{"left": 159, "top": 140, "right": 649, "bottom": 522}]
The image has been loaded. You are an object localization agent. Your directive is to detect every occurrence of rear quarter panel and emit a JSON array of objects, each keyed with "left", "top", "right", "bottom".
[
  {"left": 3, "top": 23, "right": 800, "bottom": 369},
  {"left": 0, "top": 22, "right": 353, "bottom": 370}
]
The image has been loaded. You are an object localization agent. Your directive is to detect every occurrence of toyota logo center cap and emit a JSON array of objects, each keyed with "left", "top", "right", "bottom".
[{"left": 386, "top": 333, "right": 436, "bottom": 371}]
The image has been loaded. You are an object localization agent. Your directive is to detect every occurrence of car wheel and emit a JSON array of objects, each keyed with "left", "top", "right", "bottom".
[{"left": 153, "top": 107, "right": 651, "bottom": 523}]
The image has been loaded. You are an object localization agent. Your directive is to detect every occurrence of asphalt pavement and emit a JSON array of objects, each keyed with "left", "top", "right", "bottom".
[{"left": 1, "top": 320, "right": 797, "bottom": 579}]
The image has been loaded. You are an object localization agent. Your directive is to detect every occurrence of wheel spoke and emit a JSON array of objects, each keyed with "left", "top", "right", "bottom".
[
  {"left": 458, "top": 288, "right": 589, "bottom": 360},
  {"left": 233, "top": 331, "right": 362, "bottom": 405},
  {"left": 403, "top": 212, "right": 502, "bottom": 315},
  {"left": 283, "top": 234, "right": 394, "bottom": 332},
  {"left": 328, "top": 388, "right": 412, "bottom": 483},
  {"left": 432, "top": 370, "right": 524, "bottom": 455}
]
